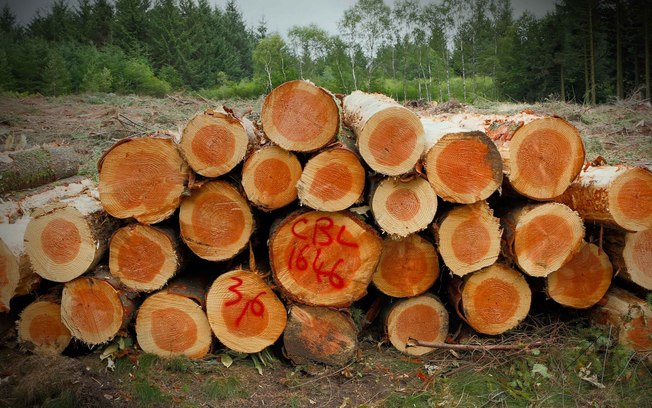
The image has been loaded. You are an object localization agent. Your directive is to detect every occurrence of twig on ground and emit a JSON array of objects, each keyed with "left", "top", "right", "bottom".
[{"left": 407, "top": 339, "right": 546, "bottom": 351}]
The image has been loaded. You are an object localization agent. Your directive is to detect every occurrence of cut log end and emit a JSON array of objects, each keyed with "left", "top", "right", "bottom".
[
  {"left": 609, "top": 167, "right": 652, "bottom": 232},
  {"left": 98, "top": 137, "right": 189, "bottom": 224},
  {"left": 621, "top": 229, "right": 652, "bottom": 290},
  {"left": 297, "top": 147, "right": 365, "bottom": 212},
  {"left": 179, "top": 110, "right": 250, "bottom": 177},
  {"left": 136, "top": 292, "right": 212, "bottom": 359},
  {"left": 592, "top": 288, "right": 652, "bottom": 352},
  {"left": 372, "top": 234, "right": 439, "bottom": 298},
  {"left": 0, "top": 238, "right": 19, "bottom": 312},
  {"left": 437, "top": 201, "right": 502, "bottom": 276},
  {"left": 269, "top": 211, "right": 382, "bottom": 307},
  {"left": 461, "top": 264, "right": 532, "bottom": 335},
  {"left": 109, "top": 225, "right": 181, "bottom": 292},
  {"left": 386, "top": 294, "right": 449, "bottom": 356},
  {"left": 283, "top": 305, "right": 358, "bottom": 367},
  {"left": 179, "top": 181, "right": 254, "bottom": 262},
  {"left": 512, "top": 203, "right": 585, "bottom": 277},
  {"left": 261, "top": 80, "right": 340, "bottom": 152},
  {"left": 508, "top": 117, "right": 585, "bottom": 200},
  {"left": 61, "top": 277, "right": 129, "bottom": 345},
  {"left": 205, "top": 270, "right": 287, "bottom": 354},
  {"left": 546, "top": 242, "right": 612, "bottom": 309},
  {"left": 242, "top": 146, "right": 302, "bottom": 211},
  {"left": 371, "top": 177, "right": 437, "bottom": 237},
  {"left": 17, "top": 300, "right": 71, "bottom": 354},
  {"left": 425, "top": 131, "right": 503, "bottom": 203}
]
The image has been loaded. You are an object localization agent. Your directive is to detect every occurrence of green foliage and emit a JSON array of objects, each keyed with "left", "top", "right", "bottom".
[
  {"left": 132, "top": 378, "right": 169, "bottom": 406},
  {"left": 158, "top": 65, "right": 184, "bottom": 90},
  {"left": 203, "top": 376, "right": 247, "bottom": 400},
  {"left": 42, "top": 49, "right": 72, "bottom": 96},
  {"left": 121, "top": 58, "right": 171, "bottom": 97}
]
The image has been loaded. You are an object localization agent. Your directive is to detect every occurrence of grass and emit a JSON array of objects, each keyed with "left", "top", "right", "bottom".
[
  {"left": 202, "top": 376, "right": 247, "bottom": 400},
  {"left": 131, "top": 378, "right": 170, "bottom": 406}
]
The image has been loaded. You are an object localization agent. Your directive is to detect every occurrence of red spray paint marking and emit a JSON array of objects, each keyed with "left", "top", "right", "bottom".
[{"left": 224, "top": 277, "right": 266, "bottom": 327}]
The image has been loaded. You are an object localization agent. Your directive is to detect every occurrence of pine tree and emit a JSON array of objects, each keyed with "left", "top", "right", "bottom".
[
  {"left": 91, "top": 0, "right": 114, "bottom": 46},
  {"left": 42, "top": 49, "right": 72, "bottom": 95},
  {"left": 224, "top": 0, "right": 254, "bottom": 79},
  {"left": 113, "top": 0, "right": 151, "bottom": 55}
]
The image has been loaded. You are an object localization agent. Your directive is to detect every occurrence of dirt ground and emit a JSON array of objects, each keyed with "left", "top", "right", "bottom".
[{"left": 0, "top": 93, "right": 651, "bottom": 407}]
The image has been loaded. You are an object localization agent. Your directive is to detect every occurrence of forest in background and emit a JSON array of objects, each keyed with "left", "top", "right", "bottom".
[{"left": 0, "top": 0, "right": 650, "bottom": 103}]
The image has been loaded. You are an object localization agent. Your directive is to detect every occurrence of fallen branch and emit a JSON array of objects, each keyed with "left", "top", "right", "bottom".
[{"left": 407, "top": 338, "right": 546, "bottom": 351}]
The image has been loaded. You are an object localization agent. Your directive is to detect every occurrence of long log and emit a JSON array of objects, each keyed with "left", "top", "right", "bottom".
[
  {"left": 0, "top": 145, "right": 81, "bottom": 194},
  {"left": 283, "top": 305, "right": 358, "bottom": 367},
  {"left": 372, "top": 234, "right": 439, "bottom": 298},
  {"left": 603, "top": 228, "right": 652, "bottom": 290},
  {"left": 343, "top": 91, "right": 425, "bottom": 176},
  {"left": 261, "top": 80, "right": 340, "bottom": 152},
  {"left": 503, "top": 203, "right": 585, "bottom": 277},
  {"left": 241, "top": 145, "right": 302, "bottom": 211},
  {"left": 98, "top": 136, "right": 189, "bottom": 224},
  {"left": 109, "top": 224, "right": 182, "bottom": 292},
  {"left": 17, "top": 299, "right": 71, "bottom": 354},
  {"left": 24, "top": 193, "right": 117, "bottom": 283},
  {"left": 269, "top": 210, "right": 382, "bottom": 307},
  {"left": 205, "top": 269, "right": 286, "bottom": 354},
  {"left": 436, "top": 201, "right": 502, "bottom": 276},
  {"left": 179, "top": 107, "right": 256, "bottom": 177},
  {"left": 385, "top": 294, "right": 449, "bottom": 356},
  {"left": 370, "top": 176, "right": 438, "bottom": 237},
  {"left": 297, "top": 146, "right": 365, "bottom": 212},
  {"left": 546, "top": 242, "right": 612, "bottom": 309},
  {"left": 554, "top": 165, "right": 652, "bottom": 232},
  {"left": 179, "top": 180, "right": 254, "bottom": 262},
  {"left": 421, "top": 120, "right": 502, "bottom": 204}
]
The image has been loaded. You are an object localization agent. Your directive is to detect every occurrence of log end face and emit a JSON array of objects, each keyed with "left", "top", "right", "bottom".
[
  {"left": 623, "top": 229, "right": 652, "bottom": 290},
  {"left": 0, "top": 239, "right": 19, "bottom": 312},
  {"left": 243, "top": 146, "right": 302, "bottom": 211},
  {"left": 372, "top": 178, "right": 437, "bottom": 237},
  {"left": 17, "top": 301, "right": 71, "bottom": 354},
  {"left": 610, "top": 167, "right": 652, "bottom": 232},
  {"left": 386, "top": 295, "right": 448, "bottom": 356}
]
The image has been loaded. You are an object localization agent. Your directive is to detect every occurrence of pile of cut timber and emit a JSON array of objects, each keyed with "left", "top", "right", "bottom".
[{"left": 3, "top": 80, "right": 651, "bottom": 366}]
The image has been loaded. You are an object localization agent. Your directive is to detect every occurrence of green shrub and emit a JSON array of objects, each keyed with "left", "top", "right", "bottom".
[
  {"left": 159, "top": 65, "right": 184, "bottom": 90},
  {"left": 42, "top": 50, "right": 72, "bottom": 95},
  {"left": 122, "top": 58, "right": 171, "bottom": 97}
]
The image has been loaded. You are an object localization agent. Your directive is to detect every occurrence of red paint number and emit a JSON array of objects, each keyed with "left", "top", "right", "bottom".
[{"left": 225, "top": 277, "right": 266, "bottom": 327}]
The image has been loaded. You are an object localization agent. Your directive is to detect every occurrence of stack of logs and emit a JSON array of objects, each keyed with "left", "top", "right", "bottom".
[{"left": 1, "top": 79, "right": 651, "bottom": 364}]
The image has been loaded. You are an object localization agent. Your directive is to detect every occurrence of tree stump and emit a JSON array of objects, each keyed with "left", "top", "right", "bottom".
[
  {"left": 205, "top": 269, "right": 287, "bottom": 354},
  {"left": 436, "top": 201, "right": 502, "bottom": 276},
  {"left": 17, "top": 300, "right": 71, "bottom": 354},
  {"left": 269, "top": 210, "right": 382, "bottom": 307},
  {"left": 546, "top": 242, "right": 612, "bottom": 309},
  {"left": 555, "top": 165, "right": 652, "bottom": 232},
  {"left": 283, "top": 305, "right": 358, "bottom": 367},
  {"left": 385, "top": 294, "right": 449, "bottom": 356},
  {"left": 261, "top": 80, "right": 340, "bottom": 152},
  {"left": 98, "top": 136, "right": 189, "bottom": 224},
  {"left": 371, "top": 176, "right": 437, "bottom": 237},
  {"left": 422, "top": 120, "right": 502, "bottom": 204},
  {"left": 372, "top": 234, "right": 439, "bottom": 298},
  {"left": 241, "top": 145, "right": 302, "bottom": 211},
  {"left": 109, "top": 224, "right": 182, "bottom": 292},
  {"left": 24, "top": 194, "right": 117, "bottom": 283},
  {"left": 179, "top": 108, "right": 255, "bottom": 177},
  {"left": 603, "top": 228, "right": 652, "bottom": 290},
  {"left": 179, "top": 180, "right": 254, "bottom": 261},
  {"left": 343, "top": 91, "right": 424, "bottom": 176},
  {"left": 503, "top": 203, "right": 585, "bottom": 277},
  {"left": 297, "top": 147, "right": 365, "bottom": 212}
]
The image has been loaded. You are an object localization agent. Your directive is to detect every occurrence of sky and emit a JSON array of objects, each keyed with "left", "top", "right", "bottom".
[{"left": 1, "top": 0, "right": 558, "bottom": 35}]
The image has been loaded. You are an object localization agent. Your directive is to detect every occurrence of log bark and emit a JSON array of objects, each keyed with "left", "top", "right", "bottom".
[
  {"left": 297, "top": 146, "right": 365, "bottom": 212},
  {"left": 488, "top": 117, "right": 585, "bottom": 200},
  {"left": 436, "top": 201, "right": 502, "bottom": 276},
  {"left": 60, "top": 271, "right": 137, "bottom": 345},
  {"left": 370, "top": 176, "right": 437, "bottom": 237},
  {"left": 421, "top": 120, "right": 502, "bottom": 204},
  {"left": 452, "top": 263, "right": 531, "bottom": 336},
  {"left": 179, "top": 107, "right": 256, "bottom": 177},
  {"left": 372, "top": 234, "right": 439, "bottom": 298},
  {"left": 109, "top": 224, "right": 182, "bottom": 292},
  {"left": 503, "top": 203, "right": 585, "bottom": 277},
  {"left": 0, "top": 145, "right": 81, "bottom": 194},
  {"left": 261, "top": 80, "right": 340, "bottom": 152},
  {"left": 179, "top": 180, "right": 254, "bottom": 262},
  {"left": 343, "top": 91, "right": 425, "bottom": 176},
  {"left": 98, "top": 136, "right": 189, "bottom": 224},
  {"left": 591, "top": 287, "right": 652, "bottom": 352},
  {"left": 603, "top": 228, "right": 652, "bottom": 290},
  {"left": 17, "top": 299, "right": 71, "bottom": 354},
  {"left": 24, "top": 193, "right": 117, "bottom": 283},
  {"left": 546, "top": 241, "right": 612, "bottom": 309},
  {"left": 0, "top": 219, "right": 39, "bottom": 312},
  {"left": 135, "top": 280, "right": 212, "bottom": 359},
  {"left": 283, "top": 305, "right": 358, "bottom": 367},
  {"left": 241, "top": 145, "right": 302, "bottom": 211},
  {"left": 554, "top": 165, "right": 652, "bottom": 232},
  {"left": 269, "top": 210, "right": 382, "bottom": 307},
  {"left": 205, "top": 269, "right": 286, "bottom": 354},
  {"left": 385, "top": 294, "right": 449, "bottom": 356}
]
